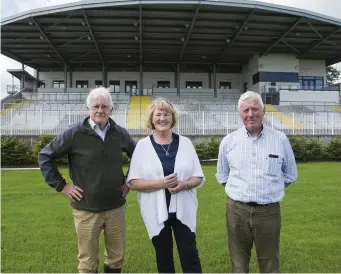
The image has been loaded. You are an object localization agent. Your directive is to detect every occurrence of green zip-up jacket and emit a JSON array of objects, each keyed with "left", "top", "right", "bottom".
[{"left": 38, "top": 117, "right": 136, "bottom": 212}]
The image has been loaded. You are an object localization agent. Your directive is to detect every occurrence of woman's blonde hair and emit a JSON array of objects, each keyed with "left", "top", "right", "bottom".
[{"left": 146, "top": 98, "right": 178, "bottom": 129}]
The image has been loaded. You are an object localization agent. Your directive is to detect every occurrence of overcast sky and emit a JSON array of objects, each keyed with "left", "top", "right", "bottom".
[{"left": 1, "top": 0, "right": 341, "bottom": 98}]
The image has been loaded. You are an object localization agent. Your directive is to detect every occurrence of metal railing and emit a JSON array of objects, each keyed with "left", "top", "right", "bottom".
[
  {"left": 21, "top": 92, "right": 131, "bottom": 103},
  {"left": 6, "top": 85, "right": 33, "bottom": 95},
  {"left": 261, "top": 84, "right": 340, "bottom": 93},
  {"left": 7, "top": 85, "right": 20, "bottom": 95},
  {"left": 1, "top": 110, "right": 340, "bottom": 136},
  {"left": 276, "top": 101, "right": 339, "bottom": 112}
]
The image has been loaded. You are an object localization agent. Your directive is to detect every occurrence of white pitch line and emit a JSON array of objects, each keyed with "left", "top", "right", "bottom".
[{"left": 1, "top": 167, "right": 41, "bottom": 171}]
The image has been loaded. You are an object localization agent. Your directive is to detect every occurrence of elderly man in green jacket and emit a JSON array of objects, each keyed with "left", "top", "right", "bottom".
[{"left": 38, "top": 87, "right": 136, "bottom": 273}]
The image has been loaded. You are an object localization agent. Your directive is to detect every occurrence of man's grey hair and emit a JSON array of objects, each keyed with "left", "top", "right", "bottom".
[
  {"left": 86, "top": 87, "right": 114, "bottom": 108},
  {"left": 237, "top": 91, "right": 264, "bottom": 111}
]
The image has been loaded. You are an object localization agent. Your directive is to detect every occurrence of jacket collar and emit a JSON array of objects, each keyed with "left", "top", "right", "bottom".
[{"left": 82, "top": 116, "right": 117, "bottom": 134}]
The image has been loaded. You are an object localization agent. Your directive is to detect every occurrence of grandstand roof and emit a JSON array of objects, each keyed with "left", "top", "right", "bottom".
[
  {"left": 7, "top": 69, "right": 43, "bottom": 84},
  {"left": 1, "top": 0, "right": 341, "bottom": 73}
]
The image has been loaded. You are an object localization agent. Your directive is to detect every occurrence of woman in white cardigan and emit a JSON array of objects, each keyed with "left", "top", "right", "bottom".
[{"left": 126, "top": 99, "right": 205, "bottom": 273}]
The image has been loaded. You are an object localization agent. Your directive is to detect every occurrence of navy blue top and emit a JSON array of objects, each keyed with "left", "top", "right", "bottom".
[{"left": 150, "top": 133, "right": 179, "bottom": 219}]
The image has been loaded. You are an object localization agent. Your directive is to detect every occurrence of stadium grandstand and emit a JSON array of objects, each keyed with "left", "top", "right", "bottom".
[{"left": 1, "top": 0, "right": 341, "bottom": 137}]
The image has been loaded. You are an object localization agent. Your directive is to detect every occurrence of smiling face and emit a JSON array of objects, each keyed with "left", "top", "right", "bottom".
[
  {"left": 239, "top": 99, "right": 265, "bottom": 135},
  {"left": 152, "top": 108, "right": 173, "bottom": 133},
  {"left": 147, "top": 99, "right": 177, "bottom": 131}
]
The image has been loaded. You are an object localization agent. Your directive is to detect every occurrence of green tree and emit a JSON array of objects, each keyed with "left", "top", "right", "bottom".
[{"left": 326, "top": 65, "right": 340, "bottom": 85}]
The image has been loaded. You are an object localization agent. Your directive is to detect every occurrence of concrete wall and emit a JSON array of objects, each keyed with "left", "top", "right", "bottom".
[
  {"left": 143, "top": 72, "right": 174, "bottom": 89},
  {"left": 258, "top": 54, "right": 299, "bottom": 73},
  {"left": 280, "top": 90, "right": 339, "bottom": 105},
  {"left": 180, "top": 72, "right": 209, "bottom": 88},
  {"left": 39, "top": 71, "right": 243, "bottom": 92},
  {"left": 249, "top": 54, "right": 300, "bottom": 93},
  {"left": 38, "top": 56, "right": 329, "bottom": 95},
  {"left": 39, "top": 71, "right": 70, "bottom": 88},
  {"left": 215, "top": 73, "right": 243, "bottom": 91},
  {"left": 299, "top": 59, "right": 326, "bottom": 84}
]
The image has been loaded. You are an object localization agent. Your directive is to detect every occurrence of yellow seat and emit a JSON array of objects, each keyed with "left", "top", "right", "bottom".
[{"left": 265, "top": 104, "right": 306, "bottom": 129}]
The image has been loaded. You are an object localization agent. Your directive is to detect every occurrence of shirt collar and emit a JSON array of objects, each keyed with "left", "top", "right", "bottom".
[
  {"left": 88, "top": 118, "right": 110, "bottom": 131},
  {"left": 244, "top": 124, "right": 264, "bottom": 138}
]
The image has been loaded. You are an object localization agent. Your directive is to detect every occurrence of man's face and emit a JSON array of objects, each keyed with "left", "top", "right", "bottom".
[
  {"left": 239, "top": 99, "right": 265, "bottom": 134},
  {"left": 89, "top": 96, "right": 112, "bottom": 127}
]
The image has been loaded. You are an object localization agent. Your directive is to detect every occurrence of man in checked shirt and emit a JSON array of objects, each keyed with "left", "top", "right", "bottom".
[{"left": 216, "top": 90, "right": 297, "bottom": 273}]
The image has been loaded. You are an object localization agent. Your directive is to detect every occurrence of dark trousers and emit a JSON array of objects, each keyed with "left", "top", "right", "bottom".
[
  {"left": 151, "top": 217, "right": 202, "bottom": 273},
  {"left": 226, "top": 198, "right": 281, "bottom": 273}
]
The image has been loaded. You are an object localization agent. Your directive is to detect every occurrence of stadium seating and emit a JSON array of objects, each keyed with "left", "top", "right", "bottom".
[{"left": 1, "top": 90, "right": 341, "bottom": 136}]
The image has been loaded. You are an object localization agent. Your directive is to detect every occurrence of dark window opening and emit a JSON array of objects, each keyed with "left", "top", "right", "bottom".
[
  {"left": 186, "top": 81, "right": 202, "bottom": 89},
  {"left": 220, "top": 82, "right": 232, "bottom": 89},
  {"left": 53, "top": 80, "right": 65, "bottom": 88},
  {"left": 76, "top": 80, "right": 89, "bottom": 88},
  {"left": 125, "top": 81, "right": 137, "bottom": 94},
  {"left": 95, "top": 80, "right": 102, "bottom": 87},
  {"left": 157, "top": 81, "right": 170, "bottom": 88},
  {"left": 109, "top": 80, "right": 120, "bottom": 93}
]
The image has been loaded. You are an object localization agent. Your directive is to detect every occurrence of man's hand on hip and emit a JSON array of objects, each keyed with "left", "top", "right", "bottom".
[{"left": 62, "top": 184, "right": 83, "bottom": 202}]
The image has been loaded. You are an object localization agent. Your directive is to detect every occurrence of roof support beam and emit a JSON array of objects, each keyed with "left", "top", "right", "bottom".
[
  {"left": 325, "top": 40, "right": 341, "bottom": 49},
  {"left": 305, "top": 19, "right": 323, "bottom": 39},
  {"left": 300, "top": 27, "right": 341, "bottom": 57},
  {"left": 178, "top": 4, "right": 200, "bottom": 63},
  {"left": 30, "top": 17, "right": 67, "bottom": 64},
  {"left": 280, "top": 40, "right": 300, "bottom": 53},
  {"left": 83, "top": 10, "right": 105, "bottom": 65},
  {"left": 1, "top": 47, "right": 31, "bottom": 66},
  {"left": 262, "top": 17, "right": 302, "bottom": 56},
  {"left": 305, "top": 19, "right": 341, "bottom": 49},
  {"left": 215, "top": 9, "right": 255, "bottom": 62},
  {"left": 59, "top": 34, "right": 90, "bottom": 48},
  {"left": 44, "top": 11, "right": 80, "bottom": 32},
  {"left": 69, "top": 50, "right": 97, "bottom": 62}
]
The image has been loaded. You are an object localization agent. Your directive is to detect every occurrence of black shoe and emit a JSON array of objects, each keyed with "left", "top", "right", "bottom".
[{"left": 103, "top": 264, "right": 121, "bottom": 273}]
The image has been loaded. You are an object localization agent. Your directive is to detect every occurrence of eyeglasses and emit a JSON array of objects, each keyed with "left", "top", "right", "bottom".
[{"left": 90, "top": 105, "right": 112, "bottom": 112}]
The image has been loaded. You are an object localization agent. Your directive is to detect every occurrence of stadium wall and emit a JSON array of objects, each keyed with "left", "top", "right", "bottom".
[
  {"left": 242, "top": 54, "right": 326, "bottom": 93},
  {"left": 299, "top": 59, "right": 327, "bottom": 85},
  {"left": 38, "top": 71, "right": 244, "bottom": 91}
]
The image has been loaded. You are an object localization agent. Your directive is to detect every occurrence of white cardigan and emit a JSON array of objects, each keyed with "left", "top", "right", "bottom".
[{"left": 126, "top": 135, "right": 205, "bottom": 239}]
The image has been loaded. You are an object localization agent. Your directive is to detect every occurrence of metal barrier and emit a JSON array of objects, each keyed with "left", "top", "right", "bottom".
[{"left": 1, "top": 110, "right": 340, "bottom": 136}]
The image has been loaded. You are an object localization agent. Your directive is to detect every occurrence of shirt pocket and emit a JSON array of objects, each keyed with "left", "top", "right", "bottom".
[{"left": 266, "top": 155, "right": 283, "bottom": 176}]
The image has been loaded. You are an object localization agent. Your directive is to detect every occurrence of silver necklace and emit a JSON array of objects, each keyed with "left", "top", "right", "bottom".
[
  {"left": 153, "top": 133, "right": 172, "bottom": 156},
  {"left": 160, "top": 143, "right": 171, "bottom": 156}
]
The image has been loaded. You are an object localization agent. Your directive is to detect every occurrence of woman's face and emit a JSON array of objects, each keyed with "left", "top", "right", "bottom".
[{"left": 152, "top": 108, "right": 173, "bottom": 133}]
